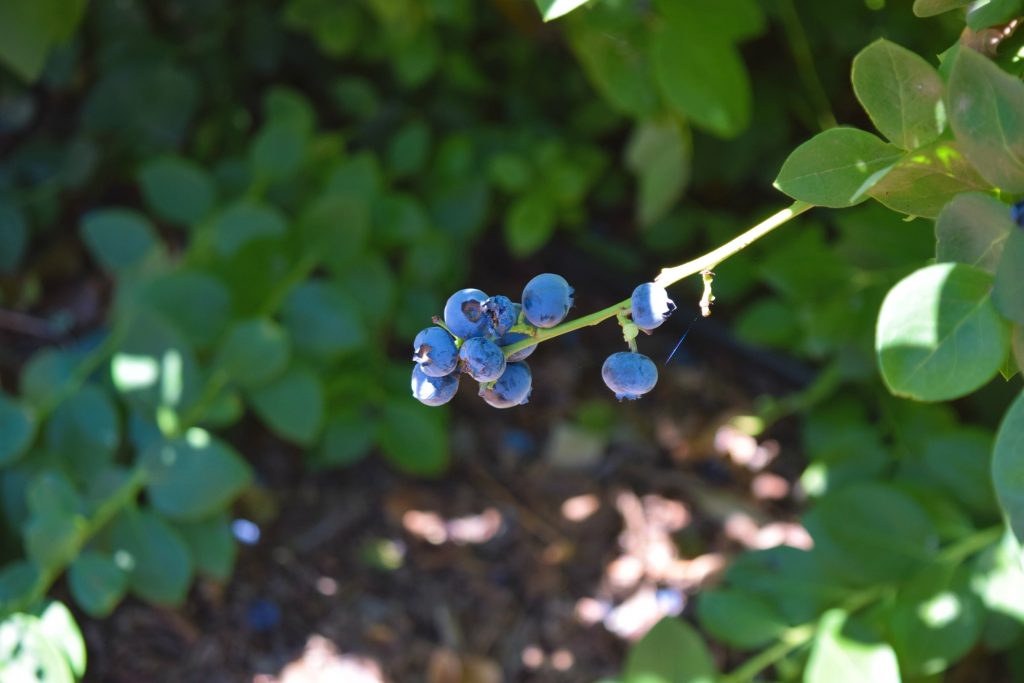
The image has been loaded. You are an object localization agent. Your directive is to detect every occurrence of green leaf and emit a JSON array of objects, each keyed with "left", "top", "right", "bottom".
[
  {"left": 37, "top": 601, "right": 86, "bottom": 677},
  {"left": 1015, "top": 324, "right": 1024, "bottom": 372},
  {"left": 970, "top": 530, "right": 1024, "bottom": 646},
  {"left": 888, "top": 565, "right": 982, "bottom": 676},
  {"left": 948, "top": 48, "right": 1024, "bottom": 193},
  {"left": 696, "top": 589, "right": 787, "bottom": 649},
  {"left": 173, "top": 512, "right": 237, "bottom": 581},
  {"left": 655, "top": 0, "right": 765, "bottom": 43},
  {"left": 24, "top": 510, "right": 86, "bottom": 571},
  {"left": 20, "top": 348, "right": 75, "bottom": 409},
  {"left": 68, "top": 551, "right": 128, "bottom": 618},
  {"left": 81, "top": 209, "right": 163, "bottom": 275},
  {"left": 994, "top": 391, "right": 1024, "bottom": 547},
  {"left": 281, "top": 281, "right": 367, "bottom": 362},
  {"left": 377, "top": 401, "right": 448, "bottom": 476},
  {"left": 913, "top": 0, "right": 971, "bottom": 16},
  {"left": 0, "top": 201, "right": 28, "bottom": 273},
  {"left": 138, "top": 156, "right": 216, "bottom": 226},
  {"left": 866, "top": 139, "right": 991, "bottom": 219},
  {"left": 387, "top": 120, "right": 431, "bottom": 178},
  {"left": 45, "top": 383, "right": 120, "bottom": 478},
  {"left": 0, "top": 392, "right": 36, "bottom": 467},
  {"left": 250, "top": 121, "right": 308, "bottom": 181},
  {"left": 805, "top": 610, "right": 900, "bottom": 683},
  {"left": 212, "top": 201, "right": 287, "bottom": 258},
  {"left": 967, "top": 0, "right": 1024, "bottom": 29},
  {"left": 140, "top": 270, "right": 233, "bottom": 350},
  {"left": 935, "top": 192, "right": 1013, "bottom": 272},
  {"left": 994, "top": 228, "right": 1024, "bottom": 323},
  {"left": 807, "top": 483, "right": 938, "bottom": 584},
  {"left": 314, "top": 408, "right": 375, "bottom": 469},
  {"left": 108, "top": 507, "right": 194, "bottom": 605},
  {"left": 248, "top": 364, "right": 325, "bottom": 446},
  {"left": 0, "top": 0, "right": 83, "bottom": 82},
  {"left": 651, "top": 19, "right": 751, "bottom": 138},
  {"left": 625, "top": 118, "right": 690, "bottom": 227},
  {"left": 535, "top": 0, "right": 592, "bottom": 21},
  {"left": 338, "top": 256, "right": 396, "bottom": 330},
  {"left": 298, "top": 194, "right": 370, "bottom": 271},
  {"left": 213, "top": 317, "right": 291, "bottom": 388},
  {"left": 852, "top": 39, "right": 945, "bottom": 149},
  {"left": 921, "top": 429, "right": 998, "bottom": 517},
  {"left": 876, "top": 263, "right": 1011, "bottom": 401},
  {"left": 624, "top": 617, "right": 716, "bottom": 683},
  {"left": 142, "top": 430, "right": 253, "bottom": 521},
  {"left": 774, "top": 128, "right": 903, "bottom": 208},
  {"left": 0, "top": 613, "right": 74, "bottom": 683},
  {"left": 111, "top": 309, "right": 202, "bottom": 414},
  {"left": 504, "top": 192, "right": 557, "bottom": 258}
]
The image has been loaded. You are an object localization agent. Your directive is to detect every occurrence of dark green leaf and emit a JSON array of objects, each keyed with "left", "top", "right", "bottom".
[
  {"left": 921, "top": 429, "right": 998, "bottom": 517},
  {"left": 876, "top": 263, "right": 1011, "bottom": 401},
  {"left": 807, "top": 483, "right": 937, "bottom": 584},
  {"left": 142, "top": 430, "right": 253, "bottom": 521},
  {"left": 314, "top": 408, "right": 375, "bottom": 469},
  {"left": 0, "top": 201, "right": 28, "bottom": 273},
  {"left": 625, "top": 118, "right": 690, "bottom": 227},
  {"left": 0, "top": 392, "right": 36, "bottom": 467},
  {"left": 173, "top": 512, "right": 237, "bottom": 581},
  {"left": 966, "top": 0, "right": 1023, "bottom": 29},
  {"left": 805, "top": 610, "right": 900, "bottom": 683},
  {"left": 387, "top": 120, "right": 431, "bottom": 178},
  {"left": 20, "top": 348, "right": 75, "bottom": 409},
  {"left": 138, "top": 156, "right": 216, "bottom": 226},
  {"left": 655, "top": 0, "right": 765, "bottom": 43},
  {"left": 624, "top": 617, "right": 717, "bottom": 683},
  {"left": 24, "top": 510, "right": 85, "bottom": 571},
  {"left": 696, "top": 589, "right": 787, "bottom": 649},
  {"left": 774, "top": 128, "right": 903, "bottom": 208},
  {"left": 948, "top": 48, "right": 1024, "bottom": 192},
  {"left": 46, "top": 384, "right": 120, "bottom": 478},
  {"left": 852, "top": 39, "right": 945, "bottom": 149},
  {"left": 994, "top": 228, "right": 1024, "bottom": 323},
  {"left": 377, "top": 401, "right": 448, "bottom": 476},
  {"left": 250, "top": 121, "right": 307, "bottom": 181},
  {"left": 213, "top": 318, "right": 291, "bottom": 388},
  {"left": 866, "top": 140, "right": 991, "bottom": 218},
  {"left": 108, "top": 507, "right": 193, "bottom": 605},
  {"left": 139, "top": 270, "right": 233, "bottom": 350},
  {"left": 935, "top": 192, "right": 1013, "bottom": 272},
  {"left": 651, "top": 20, "right": 750, "bottom": 138},
  {"left": 248, "top": 364, "right": 325, "bottom": 446},
  {"left": 81, "top": 209, "right": 163, "bottom": 275},
  {"left": 504, "top": 192, "right": 557, "bottom": 258},
  {"left": 68, "top": 551, "right": 128, "bottom": 618},
  {"left": 913, "top": 0, "right": 970, "bottom": 16},
  {"left": 213, "top": 201, "right": 287, "bottom": 258},
  {"left": 298, "top": 194, "right": 370, "bottom": 271},
  {"left": 993, "top": 391, "right": 1024, "bottom": 548},
  {"left": 281, "top": 281, "right": 367, "bottom": 362}
]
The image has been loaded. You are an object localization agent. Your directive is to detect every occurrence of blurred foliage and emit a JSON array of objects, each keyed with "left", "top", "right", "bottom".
[{"left": 0, "top": 0, "right": 1023, "bottom": 682}]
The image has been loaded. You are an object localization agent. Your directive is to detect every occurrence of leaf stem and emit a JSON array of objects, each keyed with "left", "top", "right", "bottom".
[{"left": 500, "top": 201, "right": 813, "bottom": 357}]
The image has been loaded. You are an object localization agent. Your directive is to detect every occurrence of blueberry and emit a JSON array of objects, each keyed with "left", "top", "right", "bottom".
[
  {"left": 458, "top": 337, "right": 507, "bottom": 382},
  {"left": 412, "top": 365, "right": 460, "bottom": 406},
  {"left": 602, "top": 351, "right": 658, "bottom": 400},
  {"left": 444, "top": 288, "right": 489, "bottom": 338},
  {"left": 1013, "top": 199, "right": 1024, "bottom": 227},
  {"left": 496, "top": 331, "right": 537, "bottom": 362},
  {"left": 480, "top": 361, "right": 532, "bottom": 408},
  {"left": 631, "top": 282, "right": 676, "bottom": 331},
  {"left": 483, "top": 295, "right": 518, "bottom": 337},
  {"left": 522, "top": 273, "right": 574, "bottom": 328},
  {"left": 246, "top": 598, "right": 281, "bottom": 632},
  {"left": 412, "top": 326, "right": 459, "bottom": 377}
]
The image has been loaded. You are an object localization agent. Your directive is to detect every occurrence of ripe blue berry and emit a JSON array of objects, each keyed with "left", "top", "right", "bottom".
[
  {"left": 412, "top": 365, "right": 460, "bottom": 406},
  {"left": 522, "top": 273, "right": 574, "bottom": 328},
  {"left": 412, "top": 326, "right": 458, "bottom": 377},
  {"left": 631, "top": 282, "right": 676, "bottom": 331},
  {"left": 458, "top": 337, "right": 507, "bottom": 382},
  {"left": 496, "top": 331, "right": 536, "bottom": 362},
  {"left": 483, "top": 295, "right": 518, "bottom": 337},
  {"left": 444, "top": 288, "right": 489, "bottom": 339},
  {"left": 602, "top": 352, "right": 658, "bottom": 400},
  {"left": 1013, "top": 199, "right": 1024, "bottom": 227},
  {"left": 479, "top": 362, "right": 532, "bottom": 408}
]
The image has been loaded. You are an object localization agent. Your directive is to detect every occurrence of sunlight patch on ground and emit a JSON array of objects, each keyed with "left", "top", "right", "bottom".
[{"left": 253, "top": 635, "right": 384, "bottom": 683}]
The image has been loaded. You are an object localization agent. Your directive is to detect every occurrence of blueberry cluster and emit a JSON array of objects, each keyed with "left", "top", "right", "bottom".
[{"left": 411, "top": 274, "right": 676, "bottom": 407}]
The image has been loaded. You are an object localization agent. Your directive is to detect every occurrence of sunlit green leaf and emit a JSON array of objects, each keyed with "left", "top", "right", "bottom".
[
  {"left": 806, "top": 610, "right": 900, "bottom": 683},
  {"left": 994, "top": 391, "right": 1024, "bottom": 549},
  {"left": 624, "top": 617, "right": 716, "bottom": 683}
]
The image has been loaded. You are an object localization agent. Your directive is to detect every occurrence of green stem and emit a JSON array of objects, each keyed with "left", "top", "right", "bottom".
[
  {"left": 500, "top": 201, "right": 814, "bottom": 357},
  {"left": 4, "top": 466, "right": 148, "bottom": 618},
  {"left": 778, "top": 0, "right": 837, "bottom": 131}
]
